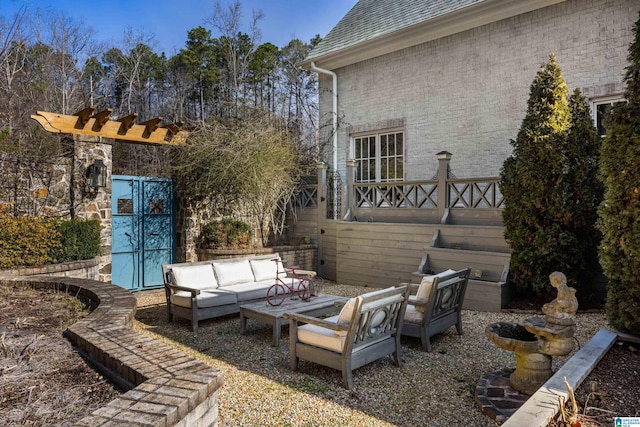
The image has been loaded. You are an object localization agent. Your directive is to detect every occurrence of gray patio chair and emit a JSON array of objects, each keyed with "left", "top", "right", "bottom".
[
  {"left": 283, "top": 285, "right": 410, "bottom": 390},
  {"left": 401, "top": 267, "right": 471, "bottom": 351}
]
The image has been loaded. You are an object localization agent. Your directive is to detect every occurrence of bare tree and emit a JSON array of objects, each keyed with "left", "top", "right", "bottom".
[{"left": 206, "top": 0, "right": 264, "bottom": 116}]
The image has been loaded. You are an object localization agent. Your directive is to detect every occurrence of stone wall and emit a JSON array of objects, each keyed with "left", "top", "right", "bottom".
[
  {"left": 0, "top": 135, "right": 113, "bottom": 282},
  {"left": 0, "top": 257, "right": 100, "bottom": 281},
  {"left": 197, "top": 244, "right": 318, "bottom": 272},
  {"left": 319, "top": 0, "right": 640, "bottom": 179}
]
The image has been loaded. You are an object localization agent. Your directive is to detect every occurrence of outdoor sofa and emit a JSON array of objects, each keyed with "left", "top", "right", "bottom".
[{"left": 162, "top": 253, "right": 296, "bottom": 332}]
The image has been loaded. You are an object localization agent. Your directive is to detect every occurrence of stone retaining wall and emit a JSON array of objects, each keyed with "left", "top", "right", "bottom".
[
  {"left": 197, "top": 244, "right": 318, "bottom": 272},
  {"left": 0, "top": 257, "right": 100, "bottom": 280},
  {"left": 1, "top": 276, "right": 223, "bottom": 427}
]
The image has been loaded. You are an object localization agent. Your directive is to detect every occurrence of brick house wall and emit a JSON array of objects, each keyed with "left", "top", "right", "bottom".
[{"left": 318, "top": 0, "right": 639, "bottom": 180}]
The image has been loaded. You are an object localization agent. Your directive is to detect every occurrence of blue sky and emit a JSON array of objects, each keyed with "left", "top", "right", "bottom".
[{"left": 1, "top": 0, "right": 358, "bottom": 53}]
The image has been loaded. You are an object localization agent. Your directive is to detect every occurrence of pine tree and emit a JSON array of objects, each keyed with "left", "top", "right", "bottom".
[
  {"left": 598, "top": 13, "right": 640, "bottom": 334},
  {"left": 500, "top": 54, "right": 573, "bottom": 296}
]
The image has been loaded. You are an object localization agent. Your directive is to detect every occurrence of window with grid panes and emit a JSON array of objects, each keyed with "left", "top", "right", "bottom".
[
  {"left": 353, "top": 131, "right": 404, "bottom": 183},
  {"left": 592, "top": 97, "right": 626, "bottom": 137}
]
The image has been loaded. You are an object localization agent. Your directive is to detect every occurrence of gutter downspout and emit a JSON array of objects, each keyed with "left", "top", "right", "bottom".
[{"left": 310, "top": 61, "right": 338, "bottom": 219}]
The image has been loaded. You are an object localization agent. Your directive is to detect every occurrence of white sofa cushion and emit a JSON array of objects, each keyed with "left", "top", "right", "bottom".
[
  {"left": 250, "top": 258, "right": 285, "bottom": 282},
  {"left": 415, "top": 269, "right": 456, "bottom": 312},
  {"left": 170, "top": 289, "right": 237, "bottom": 308},
  {"left": 213, "top": 259, "right": 255, "bottom": 286},
  {"left": 225, "top": 281, "right": 274, "bottom": 302},
  {"left": 170, "top": 264, "right": 218, "bottom": 290},
  {"left": 298, "top": 319, "right": 346, "bottom": 353}
]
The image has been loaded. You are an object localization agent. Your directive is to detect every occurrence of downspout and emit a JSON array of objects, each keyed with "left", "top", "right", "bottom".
[{"left": 310, "top": 61, "right": 338, "bottom": 219}]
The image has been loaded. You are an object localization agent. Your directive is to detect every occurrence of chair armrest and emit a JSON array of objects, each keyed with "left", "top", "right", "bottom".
[
  {"left": 400, "top": 282, "right": 420, "bottom": 295},
  {"left": 283, "top": 312, "right": 349, "bottom": 333},
  {"left": 407, "top": 297, "right": 429, "bottom": 308},
  {"left": 165, "top": 283, "right": 201, "bottom": 296}
]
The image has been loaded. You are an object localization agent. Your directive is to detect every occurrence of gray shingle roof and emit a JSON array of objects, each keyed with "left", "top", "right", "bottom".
[{"left": 307, "top": 0, "right": 484, "bottom": 61}]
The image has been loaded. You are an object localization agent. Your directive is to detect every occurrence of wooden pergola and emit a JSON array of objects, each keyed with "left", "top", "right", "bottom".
[{"left": 31, "top": 107, "right": 186, "bottom": 145}]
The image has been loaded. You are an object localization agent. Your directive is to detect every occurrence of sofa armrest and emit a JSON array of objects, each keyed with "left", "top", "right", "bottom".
[{"left": 165, "top": 283, "right": 202, "bottom": 296}]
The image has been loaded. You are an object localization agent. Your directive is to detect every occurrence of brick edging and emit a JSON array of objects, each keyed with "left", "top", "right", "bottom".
[{"left": 1, "top": 276, "right": 223, "bottom": 427}]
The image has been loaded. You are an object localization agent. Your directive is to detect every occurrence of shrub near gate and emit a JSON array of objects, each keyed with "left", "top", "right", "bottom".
[
  {"left": 0, "top": 214, "right": 100, "bottom": 269},
  {"left": 0, "top": 213, "right": 61, "bottom": 268},
  {"left": 201, "top": 218, "right": 252, "bottom": 249}
]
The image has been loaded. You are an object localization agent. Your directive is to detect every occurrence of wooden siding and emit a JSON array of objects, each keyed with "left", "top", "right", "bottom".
[
  {"left": 320, "top": 221, "right": 338, "bottom": 281},
  {"left": 332, "top": 221, "right": 512, "bottom": 311},
  {"left": 430, "top": 224, "right": 509, "bottom": 253},
  {"left": 335, "top": 222, "right": 438, "bottom": 287}
]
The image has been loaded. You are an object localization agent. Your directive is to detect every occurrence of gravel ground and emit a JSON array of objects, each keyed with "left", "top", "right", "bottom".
[{"left": 134, "top": 283, "right": 609, "bottom": 427}]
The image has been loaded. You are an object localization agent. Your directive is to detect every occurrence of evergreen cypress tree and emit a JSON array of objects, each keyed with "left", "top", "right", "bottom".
[
  {"left": 500, "top": 54, "right": 573, "bottom": 296},
  {"left": 598, "top": 13, "right": 640, "bottom": 334},
  {"left": 564, "top": 89, "right": 603, "bottom": 301}
]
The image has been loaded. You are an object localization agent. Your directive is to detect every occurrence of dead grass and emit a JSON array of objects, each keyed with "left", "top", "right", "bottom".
[{"left": 0, "top": 285, "right": 120, "bottom": 426}]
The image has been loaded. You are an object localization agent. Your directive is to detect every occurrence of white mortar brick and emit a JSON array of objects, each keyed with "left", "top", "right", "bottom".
[{"left": 317, "top": 0, "right": 639, "bottom": 179}]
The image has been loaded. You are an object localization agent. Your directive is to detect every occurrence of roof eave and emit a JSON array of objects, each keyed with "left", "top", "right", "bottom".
[{"left": 301, "top": 0, "right": 566, "bottom": 71}]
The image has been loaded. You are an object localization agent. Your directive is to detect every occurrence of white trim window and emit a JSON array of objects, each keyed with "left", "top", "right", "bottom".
[
  {"left": 591, "top": 96, "right": 626, "bottom": 137},
  {"left": 353, "top": 130, "right": 404, "bottom": 183}
]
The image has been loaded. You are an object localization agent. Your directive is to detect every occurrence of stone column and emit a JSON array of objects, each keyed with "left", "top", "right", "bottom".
[{"left": 74, "top": 135, "right": 112, "bottom": 282}]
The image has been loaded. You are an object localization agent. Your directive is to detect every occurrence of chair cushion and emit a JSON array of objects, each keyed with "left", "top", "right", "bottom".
[
  {"left": 170, "top": 264, "right": 218, "bottom": 290},
  {"left": 298, "top": 322, "right": 346, "bottom": 353},
  {"left": 415, "top": 269, "right": 456, "bottom": 312},
  {"left": 170, "top": 289, "right": 237, "bottom": 308},
  {"left": 335, "top": 298, "right": 356, "bottom": 336},
  {"left": 404, "top": 304, "right": 424, "bottom": 324},
  {"left": 250, "top": 258, "right": 286, "bottom": 282},
  {"left": 213, "top": 260, "right": 255, "bottom": 286}
]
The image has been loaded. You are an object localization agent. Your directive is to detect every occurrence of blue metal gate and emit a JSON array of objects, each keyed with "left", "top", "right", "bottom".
[{"left": 111, "top": 176, "right": 175, "bottom": 291}]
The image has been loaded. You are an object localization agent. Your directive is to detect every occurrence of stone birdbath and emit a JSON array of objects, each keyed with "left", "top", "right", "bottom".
[{"left": 485, "top": 271, "right": 578, "bottom": 395}]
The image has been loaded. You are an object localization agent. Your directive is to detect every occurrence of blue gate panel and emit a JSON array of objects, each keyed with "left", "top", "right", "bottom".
[{"left": 111, "top": 176, "right": 174, "bottom": 291}]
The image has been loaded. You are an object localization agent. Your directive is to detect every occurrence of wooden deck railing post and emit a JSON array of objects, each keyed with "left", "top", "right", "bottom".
[
  {"left": 437, "top": 151, "right": 452, "bottom": 224},
  {"left": 346, "top": 159, "right": 357, "bottom": 221},
  {"left": 316, "top": 163, "right": 328, "bottom": 275}
]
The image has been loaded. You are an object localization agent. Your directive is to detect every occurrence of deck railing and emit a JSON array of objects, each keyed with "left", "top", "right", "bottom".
[{"left": 291, "top": 153, "right": 503, "bottom": 224}]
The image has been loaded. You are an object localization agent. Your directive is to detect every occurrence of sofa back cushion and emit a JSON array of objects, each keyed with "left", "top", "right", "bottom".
[
  {"left": 170, "top": 264, "right": 218, "bottom": 290},
  {"left": 250, "top": 258, "right": 285, "bottom": 282},
  {"left": 213, "top": 259, "right": 255, "bottom": 286}
]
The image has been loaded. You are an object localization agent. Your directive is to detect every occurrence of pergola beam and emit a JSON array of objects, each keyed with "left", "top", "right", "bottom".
[
  {"left": 118, "top": 113, "right": 138, "bottom": 134},
  {"left": 74, "top": 106, "right": 95, "bottom": 129},
  {"left": 31, "top": 110, "right": 186, "bottom": 145},
  {"left": 141, "top": 117, "right": 162, "bottom": 139},
  {"left": 91, "top": 108, "right": 112, "bottom": 132}
]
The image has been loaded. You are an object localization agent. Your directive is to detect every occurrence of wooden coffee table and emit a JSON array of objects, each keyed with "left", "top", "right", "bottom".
[{"left": 239, "top": 294, "right": 348, "bottom": 346}]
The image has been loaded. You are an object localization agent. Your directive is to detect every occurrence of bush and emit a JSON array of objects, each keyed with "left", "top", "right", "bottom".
[
  {"left": 0, "top": 214, "right": 61, "bottom": 268},
  {"left": 54, "top": 219, "right": 101, "bottom": 263},
  {"left": 599, "top": 12, "right": 640, "bottom": 334},
  {"left": 0, "top": 214, "right": 100, "bottom": 269},
  {"left": 500, "top": 55, "right": 602, "bottom": 299},
  {"left": 201, "top": 218, "right": 252, "bottom": 249}
]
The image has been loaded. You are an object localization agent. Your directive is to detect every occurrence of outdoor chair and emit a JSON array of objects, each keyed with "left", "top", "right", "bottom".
[
  {"left": 283, "top": 285, "right": 410, "bottom": 390},
  {"left": 401, "top": 267, "right": 470, "bottom": 352}
]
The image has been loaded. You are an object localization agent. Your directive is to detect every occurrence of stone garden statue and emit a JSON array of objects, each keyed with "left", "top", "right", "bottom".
[{"left": 542, "top": 271, "right": 578, "bottom": 326}]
